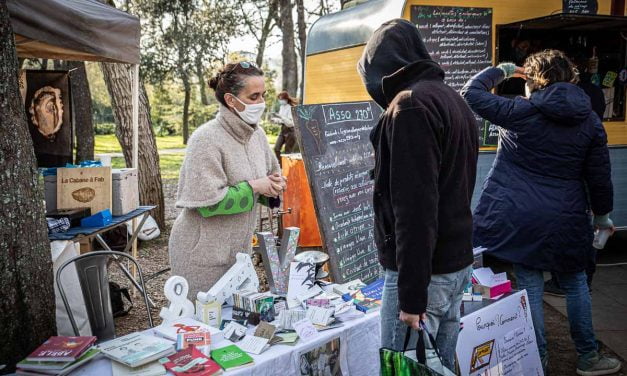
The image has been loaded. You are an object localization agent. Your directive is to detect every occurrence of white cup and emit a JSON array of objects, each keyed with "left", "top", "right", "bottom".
[{"left": 593, "top": 228, "right": 612, "bottom": 250}]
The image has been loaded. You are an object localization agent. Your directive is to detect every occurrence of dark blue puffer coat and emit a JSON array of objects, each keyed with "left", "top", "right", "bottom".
[{"left": 461, "top": 67, "right": 613, "bottom": 272}]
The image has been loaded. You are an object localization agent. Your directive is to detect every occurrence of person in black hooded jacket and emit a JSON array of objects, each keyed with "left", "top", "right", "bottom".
[{"left": 357, "top": 19, "right": 478, "bottom": 369}]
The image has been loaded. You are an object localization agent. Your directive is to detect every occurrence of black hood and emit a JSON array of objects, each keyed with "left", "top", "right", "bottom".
[{"left": 357, "top": 18, "right": 439, "bottom": 108}]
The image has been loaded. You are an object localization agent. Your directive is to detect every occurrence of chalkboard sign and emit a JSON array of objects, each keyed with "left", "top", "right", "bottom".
[
  {"left": 563, "top": 0, "right": 598, "bottom": 14},
  {"left": 411, "top": 6, "right": 496, "bottom": 147},
  {"left": 292, "top": 101, "right": 383, "bottom": 284}
]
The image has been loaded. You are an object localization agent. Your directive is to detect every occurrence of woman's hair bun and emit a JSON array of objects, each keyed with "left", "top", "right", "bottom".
[{"left": 208, "top": 73, "right": 221, "bottom": 90}]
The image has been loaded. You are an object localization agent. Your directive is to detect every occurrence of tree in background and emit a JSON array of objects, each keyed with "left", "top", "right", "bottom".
[
  {"left": 99, "top": 0, "right": 166, "bottom": 230},
  {"left": 276, "top": 0, "right": 299, "bottom": 97},
  {"left": 68, "top": 61, "right": 96, "bottom": 162},
  {"left": 140, "top": 0, "right": 239, "bottom": 144},
  {"left": 237, "top": 0, "right": 279, "bottom": 67},
  {"left": 0, "top": 1, "right": 56, "bottom": 370}
]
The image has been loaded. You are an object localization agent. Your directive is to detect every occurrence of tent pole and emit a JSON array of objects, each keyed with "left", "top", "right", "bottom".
[{"left": 131, "top": 64, "right": 139, "bottom": 291}]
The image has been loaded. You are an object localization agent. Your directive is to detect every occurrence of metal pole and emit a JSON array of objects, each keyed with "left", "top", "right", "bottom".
[{"left": 131, "top": 65, "right": 140, "bottom": 293}]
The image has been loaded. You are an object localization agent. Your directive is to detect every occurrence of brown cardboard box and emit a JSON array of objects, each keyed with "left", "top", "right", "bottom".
[{"left": 57, "top": 167, "right": 112, "bottom": 215}]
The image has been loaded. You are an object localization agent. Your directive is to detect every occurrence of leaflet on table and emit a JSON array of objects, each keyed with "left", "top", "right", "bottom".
[
  {"left": 238, "top": 335, "right": 270, "bottom": 355},
  {"left": 274, "top": 332, "right": 299, "bottom": 345},
  {"left": 161, "top": 346, "right": 222, "bottom": 376},
  {"left": 254, "top": 321, "right": 277, "bottom": 340},
  {"left": 472, "top": 268, "right": 507, "bottom": 287},
  {"left": 276, "top": 309, "right": 307, "bottom": 330},
  {"left": 223, "top": 321, "right": 247, "bottom": 342},
  {"left": 292, "top": 318, "right": 319, "bottom": 343},
  {"left": 306, "top": 306, "right": 335, "bottom": 326}
]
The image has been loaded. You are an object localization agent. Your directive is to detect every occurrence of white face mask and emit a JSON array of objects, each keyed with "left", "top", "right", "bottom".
[
  {"left": 278, "top": 99, "right": 288, "bottom": 105},
  {"left": 230, "top": 95, "right": 266, "bottom": 124}
]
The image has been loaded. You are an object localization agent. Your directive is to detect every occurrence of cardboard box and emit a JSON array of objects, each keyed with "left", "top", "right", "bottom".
[
  {"left": 112, "top": 168, "right": 139, "bottom": 216},
  {"left": 474, "top": 280, "right": 512, "bottom": 299},
  {"left": 57, "top": 167, "right": 112, "bottom": 215}
]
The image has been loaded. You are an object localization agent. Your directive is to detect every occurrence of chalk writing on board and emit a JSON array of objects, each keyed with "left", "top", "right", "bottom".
[
  {"left": 563, "top": 0, "right": 598, "bottom": 14},
  {"left": 293, "top": 101, "right": 383, "bottom": 283},
  {"left": 411, "top": 5, "right": 495, "bottom": 147}
]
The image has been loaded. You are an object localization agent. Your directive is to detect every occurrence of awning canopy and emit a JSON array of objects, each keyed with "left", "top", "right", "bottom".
[
  {"left": 7, "top": 0, "right": 140, "bottom": 64},
  {"left": 498, "top": 13, "right": 627, "bottom": 32}
]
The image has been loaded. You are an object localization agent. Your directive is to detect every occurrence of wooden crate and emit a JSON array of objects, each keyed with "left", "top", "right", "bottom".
[{"left": 57, "top": 167, "right": 112, "bottom": 215}]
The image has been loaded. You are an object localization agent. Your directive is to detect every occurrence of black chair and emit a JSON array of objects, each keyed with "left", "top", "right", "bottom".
[{"left": 56, "top": 250, "right": 154, "bottom": 341}]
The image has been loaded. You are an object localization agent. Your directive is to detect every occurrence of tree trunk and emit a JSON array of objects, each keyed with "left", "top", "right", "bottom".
[
  {"left": 182, "top": 76, "right": 191, "bottom": 145},
  {"left": 68, "top": 61, "right": 95, "bottom": 162},
  {"left": 0, "top": 2, "right": 56, "bottom": 371},
  {"left": 195, "top": 56, "right": 209, "bottom": 106},
  {"left": 100, "top": 63, "right": 166, "bottom": 230},
  {"left": 255, "top": 0, "right": 279, "bottom": 67},
  {"left": 295, "top": 0, "right": 307, "bottom": 99},
  {"left": 277, "top": 0, "right": 299, "bottom": 97}
]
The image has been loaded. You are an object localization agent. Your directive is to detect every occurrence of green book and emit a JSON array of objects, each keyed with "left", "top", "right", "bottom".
[{"left": 210, "top": 344, "right": 254, "bottom": 370}]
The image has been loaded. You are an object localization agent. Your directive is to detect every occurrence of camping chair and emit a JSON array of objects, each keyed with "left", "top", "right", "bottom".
[{"left": 56, "top": 250, "right": 154, "bottom": 341}]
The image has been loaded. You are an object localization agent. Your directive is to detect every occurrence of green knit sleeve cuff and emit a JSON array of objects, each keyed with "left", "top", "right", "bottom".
[{"left": 198, "top": 181, "right": 255, "bottom": 218}]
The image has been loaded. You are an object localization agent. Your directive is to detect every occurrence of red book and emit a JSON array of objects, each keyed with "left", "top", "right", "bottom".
[
  {"left": 26, "top": 336, "right": 97, "bottom": 362},
  {"left": 162, "top": 347, "right": 223, "bottom": 376}
]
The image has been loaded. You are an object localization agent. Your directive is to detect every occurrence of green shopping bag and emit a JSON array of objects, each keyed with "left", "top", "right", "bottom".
[{"left": 380, "top": 322, "right": 454, "bottom": 376}]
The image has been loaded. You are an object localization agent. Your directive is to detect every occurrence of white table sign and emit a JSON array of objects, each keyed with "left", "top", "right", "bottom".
[{"left": 456, "top": 290, "right": 543, "bottom": 376}]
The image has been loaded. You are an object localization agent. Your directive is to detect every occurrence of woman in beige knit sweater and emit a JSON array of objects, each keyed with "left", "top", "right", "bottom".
[{"left": 169, "top": 62, "right": 286, "bottom": 299}]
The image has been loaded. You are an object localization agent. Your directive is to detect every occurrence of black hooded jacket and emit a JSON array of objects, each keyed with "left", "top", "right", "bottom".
[{"left": 358, "top": 19, "right": 478, "bottom": 314}]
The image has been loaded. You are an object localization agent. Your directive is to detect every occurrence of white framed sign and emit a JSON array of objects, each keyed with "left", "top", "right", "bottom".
[{"left": 456, "top": 290, "right": 543, "bottom": 376}]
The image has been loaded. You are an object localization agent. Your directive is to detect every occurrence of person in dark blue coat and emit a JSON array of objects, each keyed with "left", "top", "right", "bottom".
[{"left": 461, "top": 50, "right": 618, "bottom": 376}]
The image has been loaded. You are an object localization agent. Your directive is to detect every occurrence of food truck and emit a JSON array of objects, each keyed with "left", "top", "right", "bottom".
[{"left": 296, "top": 0, "right": 627, "bottom": 231}]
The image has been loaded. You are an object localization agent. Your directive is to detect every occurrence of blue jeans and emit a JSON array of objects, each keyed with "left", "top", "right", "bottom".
[
  {"left": 380, "top": 265, "right": 472, "bottom": 370},
  {"left": 514, "top": 264, "right": 597, "bottom": 358}
]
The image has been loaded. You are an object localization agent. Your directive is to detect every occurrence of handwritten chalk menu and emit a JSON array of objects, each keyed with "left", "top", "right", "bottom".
[
  {"left": 456, "top": 291, "right": 543, "bottom": 375},
  {"left": 411, "top": 6, "right": 496, "bottom": 147},
  {"left": 292, "top": 101, "right": 383, "bottom": 284},
  {"left": 563, "top": 0, "right": 598, "bottom": 14}
]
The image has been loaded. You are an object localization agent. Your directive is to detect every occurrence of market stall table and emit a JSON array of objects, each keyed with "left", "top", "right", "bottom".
[
  {"left": 72, "top": 309, "right": 381, "bottom": 375},
  {"left": 49, "top": 206, "right": 157, "bottom": 307}
]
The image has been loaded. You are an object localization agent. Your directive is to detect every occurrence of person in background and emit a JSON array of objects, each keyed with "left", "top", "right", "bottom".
[
  {"left": 462, "top": 50, "right": 618, "bottom": 375},
  {"left": 169, "top": 61, "right": 286, "bottom": 299},
  {"left": 273, "top": 91, "right": 299, "bottom": 164},
  {"left": 544, "top": 50, "right": 608, "bottom": 297},
  {"left": 357, "top": 19, "right": 478, "bottom": 370}
]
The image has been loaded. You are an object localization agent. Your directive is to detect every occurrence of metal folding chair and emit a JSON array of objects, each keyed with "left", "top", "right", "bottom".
[{"left": 56, "top": 250, "right": 154, "bottom": 341}]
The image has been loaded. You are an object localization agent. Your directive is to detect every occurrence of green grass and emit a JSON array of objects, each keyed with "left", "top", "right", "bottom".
[
  {"left": 110, "top": 154, "right": 184, "bottom": 181},
  {"left": 95, "top": 134, "right": 185, "bottom": 154}
]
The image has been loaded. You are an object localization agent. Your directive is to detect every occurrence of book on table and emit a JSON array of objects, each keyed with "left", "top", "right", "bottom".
[
  {"left": 342, "top": 277, "right": 384, "bottom": 313},
  {"left": 111, "top": 360, "right": 167, "bottom": 376},
  {"left": 209, "top": 344, "right": 254, "bottom": 371},
  {"left": 154, "top": 317, "right": 224, "bottom": 343},
  {"left": 16, "top": 348, "right": 101, "bottom": 376},
  {"left": 97, "top": 333, "right": 175, "bottom": 368},
  {"left": 161, "top": 347, "right": 222, "bottom": 376},
  {"left": 25, "top": 336, "right": 97, "bottom": 362}
]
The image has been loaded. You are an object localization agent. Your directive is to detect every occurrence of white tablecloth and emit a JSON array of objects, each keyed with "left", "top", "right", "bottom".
[{"left": 73, "top": 311, "right": 381, "bottom": 376}]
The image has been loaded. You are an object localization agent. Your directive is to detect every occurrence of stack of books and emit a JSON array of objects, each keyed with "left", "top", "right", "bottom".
[
  {"left": 341, "top": 278, "right": 384, "bottom": 313},
  {"left": 232, "top": 290, "right": 275, "bottom": 322},
  {"left": 16, "top": 336, "right": 99, "bottom": 375}
]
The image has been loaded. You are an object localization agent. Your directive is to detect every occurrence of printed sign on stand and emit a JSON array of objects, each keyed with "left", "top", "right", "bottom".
[{"left": 456, "top": 290, "right": 543, "bottom": 375}]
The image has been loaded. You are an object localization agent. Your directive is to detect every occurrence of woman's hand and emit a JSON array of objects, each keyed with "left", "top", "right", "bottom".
[
  {"left": 269, "top": 173, "right": 287, "bottom": 191},
  {"left": 512, "top": 66, "right": 527, "bottom": 80},
  {"left": 248, "top": 176, "right": 280, "bottom": 197}
]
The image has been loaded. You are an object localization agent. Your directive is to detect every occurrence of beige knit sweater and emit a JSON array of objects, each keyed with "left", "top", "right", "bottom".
[{"left": 168, "top": 105, "right": 280, "bottom": 299}]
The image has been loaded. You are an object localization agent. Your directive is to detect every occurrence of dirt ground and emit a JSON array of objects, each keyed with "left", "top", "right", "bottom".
[{"left": 111, "top": 178, "right": 626, "bottom": 375}]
